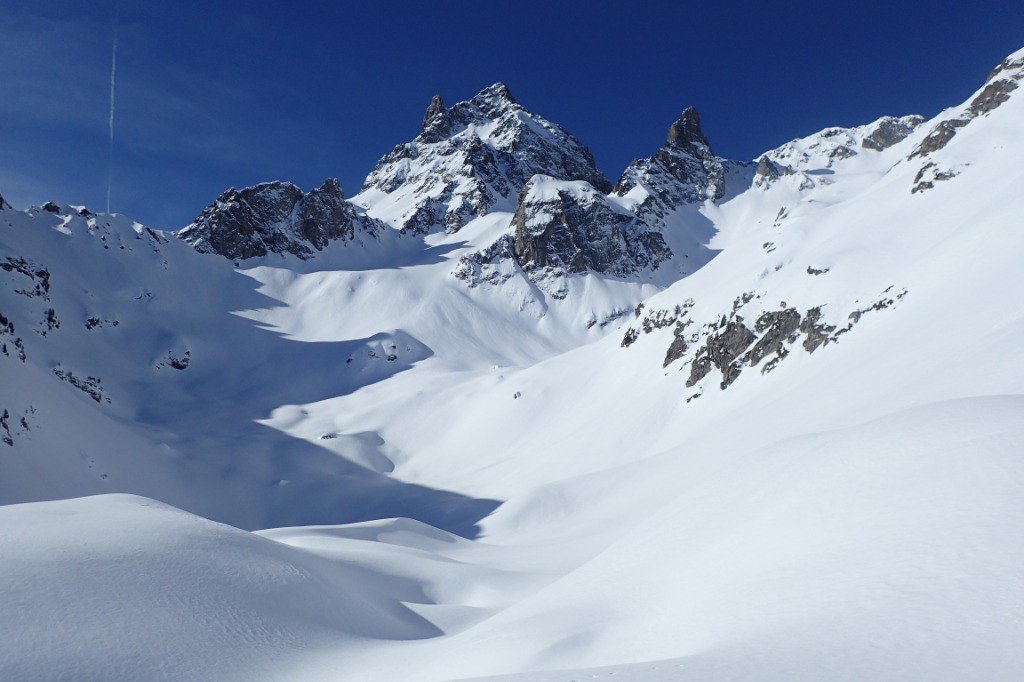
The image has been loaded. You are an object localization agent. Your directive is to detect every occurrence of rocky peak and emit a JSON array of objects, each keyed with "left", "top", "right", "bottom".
[
  {"left": 471, "top": 82, "right": 517, "bottom": 116},
  {"left": 420, "top": 95, "right": 451, "bottom": 142},
  {"left": 356, "top": 83, "right": 611, "bottom": 235},
  {"left": 665, "top": 107, "right": 711, "bottom": 151},
  {"left": 422, "top": 95, "right": 447, "bottom": 130},
  {"left": 0, "top": 191, "right": 10, "bottom": 210},
  {"left": 614, "top": 107, "right": 726, "bottom": 207},
  {"left": 179, "top": 179, "right": 382, "bottom": 260}
]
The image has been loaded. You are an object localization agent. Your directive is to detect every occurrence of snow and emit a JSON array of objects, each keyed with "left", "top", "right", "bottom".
[{"left": 2, "top": 46, "right": 1024, "bottom": 680}]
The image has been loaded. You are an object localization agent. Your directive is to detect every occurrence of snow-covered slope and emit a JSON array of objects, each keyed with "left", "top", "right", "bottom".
[{"left": 2, "top": 46, "right": 1024, "bottom": 681}]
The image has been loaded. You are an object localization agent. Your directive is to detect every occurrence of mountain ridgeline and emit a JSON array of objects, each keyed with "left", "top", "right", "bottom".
[{"left": 179, "top": 83, "right": 743, "bottom": 277}]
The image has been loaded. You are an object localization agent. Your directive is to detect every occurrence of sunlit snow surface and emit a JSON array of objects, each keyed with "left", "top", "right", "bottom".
[{"left": 2, "top": 48, "right": 1024, "bottom": 680}]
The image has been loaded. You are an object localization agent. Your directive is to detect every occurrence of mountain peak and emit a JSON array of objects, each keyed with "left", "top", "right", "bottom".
[
  {"left": 421, "top": 95, "right": 447, "bottom": 133},
  {"left": 471, "top": 82, "right": 517, "bottom": 116},
  {"left": 666, "top": 106, "right": 710, "bottom": 150},
  {"left": 357, "top": 81, "right": 610, "bottom": 234},
  {"left": 476, "top": 82, "right": 516, "bottom": 103}
]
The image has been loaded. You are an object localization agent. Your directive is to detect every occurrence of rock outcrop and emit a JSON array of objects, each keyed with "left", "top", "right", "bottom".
[
  {"left": 860, "top": 115, "right": 925, "bottom": 151},
  {"left": 179, "top": 179, "right": 384, "bottom": 260},
  {"left": 909, "top": 53, "right": 1022, "bottom": 160},
  {"left": 512, "top": 175, "right": 671, "bottom": 277}
]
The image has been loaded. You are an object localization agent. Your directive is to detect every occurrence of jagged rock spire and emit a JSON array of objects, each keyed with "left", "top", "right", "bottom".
[
  {"left": 666, "top": 107, "right": 711, "bottom": 150},
  {"left": 421, "top": 95, "right": 446, "bottom": 133}
]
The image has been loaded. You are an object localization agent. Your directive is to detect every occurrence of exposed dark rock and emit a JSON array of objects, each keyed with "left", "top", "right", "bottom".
[
  {"left": 621, "top": 327, "right": 639, "bottom": 348},
  {"left": 968, "top": 79, "right": 1019, "bottom": 116},
  {"left": 1, "top": 409, "right": 12, "bottom": 446},
  {"left": 43, "top": 308, "right": 59, "bottom": 334},
  {"left": 614, "top": 106, "right": 726, "bottom": 219},
  {"left": 686, "top": 355, "right": 714, "bottom": 387},
  {"left": 828, "top": 145, "right": 856, "bottom": 161},
  {"left": 667, "top": 286, "right": 907, "bottom": 394},
  {"left": 744, "top": 308, "right": 801, "bottom": 368},
  {"left": 421, "top": 95, "right": 448, "bottom": 137},
  {"left": 755, "top": 156, "right": 781, "bottom": 181},
  {"left": 1, "top": 257, "right": 50, "bottom": 299},
  {"left": 512, "top": 175, "right": 671, "bottom": 277},
  {"left": 167, "top": 350, "right": 191, "bottom": 370},
  {"left": 472, "top": 82, "right": 517, "bottom": 115},
  {"left": 453, "top": 234, "right": 518, "bottom": 287},
  {"left": 909, "top": 119, "right": 969, "bottom": 159},
  {"left": 41, "top": 201, "right": 61, "bottom": 213},
  {"left": 986, "top": 55, "right": 1024, "bottom": 83},
  {"left": 0, "top": 192, "right": 9, "bottom": 210},
  {"left": 848, "top": 288, "right": 904, "bottom": 324},
  {"left": 663, "top": 334, "right": 688, "bottom": 368},
  {"left": 84, "top": 316, "right": 119, "bottom": 330},
  {"left": 0, "top": 312, "right": 26, "bottom": 363},
  {"left": 685, "top": 319, "right": 756, "bottom": 389},
  {"left": 861, "top": 116, "right": 925, "bottom": 151},
  {"left": 665, "top": 107, "right": 711, "bottom": 149},
  {"left": 806, "top": 266, "right": 829, "bottom": 275},
  {"left": 912, "top": 162, "right": 959, "bottom": 194},
  {"left": 732, "top": 292, "right": 756, "bottom": 313},
  {"left": 799, "top": 306, "right": 836, "bottom": 353},
  {"left": 53, "top": 366, "right": 108, "bottom": 403},
  {"left": 179, "top": 180, "right": 384, "bottom": 260},
  {"left": 641, "top": 307, "right": 683, "bottom": 334}
]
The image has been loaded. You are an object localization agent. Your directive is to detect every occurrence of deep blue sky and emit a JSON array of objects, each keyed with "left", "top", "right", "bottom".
[{"left": 2, "top": 1, "right": 1022, "bottom": 229}]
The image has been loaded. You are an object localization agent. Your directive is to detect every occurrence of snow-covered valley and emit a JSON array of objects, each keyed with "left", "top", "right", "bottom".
[{"left": 2, "top": 46, "right": 1023, "bottom": 681}]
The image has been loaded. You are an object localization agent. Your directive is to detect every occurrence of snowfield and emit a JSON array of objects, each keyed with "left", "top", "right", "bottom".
[{"left": 2, "top": 46, "right": 1024, "bottom": 681}]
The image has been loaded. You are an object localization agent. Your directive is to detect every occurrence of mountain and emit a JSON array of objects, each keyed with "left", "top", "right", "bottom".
[
  {"left": 355, "top": 83, "right": 611, "bottom": 235},
  {"left": 454, "top": 103, "right": 736, "bottom": 294},
  {"left": 2, "top": 45, "right": 1024, "bottom": 682}
]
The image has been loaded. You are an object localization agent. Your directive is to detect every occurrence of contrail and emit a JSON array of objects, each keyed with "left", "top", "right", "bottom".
[{"left": 106, "top": 34, "right": 117, "bottom": 213}]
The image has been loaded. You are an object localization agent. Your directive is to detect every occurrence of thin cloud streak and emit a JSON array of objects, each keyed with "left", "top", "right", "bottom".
[{"left": 107, "top": 33, "right": 117, "bottom": 213}]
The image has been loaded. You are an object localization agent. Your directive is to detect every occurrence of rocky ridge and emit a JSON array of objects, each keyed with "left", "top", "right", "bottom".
[
  {"left": 614, "top": 107, "right": 728, "bottom": 212},
  {"left": 510, "top": 176, "right": 671, "bottom": 279},
  {"left": 179, "top": 179, "right": 385, "bottom": 260},
  {"left": 456, "top": 106, "right": 734, "bottom": 289},
  {"left": 754, "top": 115, "right": 925, "bottom": 190}
]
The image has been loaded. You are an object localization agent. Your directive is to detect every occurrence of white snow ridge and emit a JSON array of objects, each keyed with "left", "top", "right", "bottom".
[{"left": 3, "top": 48, "right": 1024, "bottom": 681}]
